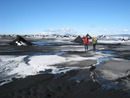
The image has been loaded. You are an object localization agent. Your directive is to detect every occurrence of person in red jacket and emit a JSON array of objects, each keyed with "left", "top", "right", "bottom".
[{"left": 83, "top": 36, "right": 90, "bottom": 51}]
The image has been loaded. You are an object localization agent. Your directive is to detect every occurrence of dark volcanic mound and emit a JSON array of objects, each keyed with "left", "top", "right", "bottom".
[
  {"left": 74, "top": 36, "right": 83, "bottom": 43},
  {"left": 9, "top": 35, "right": 33, "bottom": 46}
]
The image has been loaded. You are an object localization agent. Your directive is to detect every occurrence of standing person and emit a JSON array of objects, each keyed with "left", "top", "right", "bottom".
[
  {"left": 83, "top": 36, "right": 89, "bottom": 51},
  {"left": 92, "top": 37, "right": 97, "bottom": 51}
]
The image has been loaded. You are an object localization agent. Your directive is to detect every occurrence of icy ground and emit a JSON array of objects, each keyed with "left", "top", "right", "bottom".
[
  {"left": 0, "top": 50, "right": 109, "bottom": 85},
  {"left": 0, "top": 36, "right": 130, "bottom": 92}
]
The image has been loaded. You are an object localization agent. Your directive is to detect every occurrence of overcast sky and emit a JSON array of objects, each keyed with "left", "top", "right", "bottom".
[{"left": 0, "top": 0, "right": 130, "bottom": 36}]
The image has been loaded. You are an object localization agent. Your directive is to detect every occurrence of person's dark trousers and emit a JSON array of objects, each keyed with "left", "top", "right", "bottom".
[
  {"left": 84, "top": 44, "right": 88, "bottom": 51},
  {"left": 93, "top": 44, "right": 96, "bottom": 50}
]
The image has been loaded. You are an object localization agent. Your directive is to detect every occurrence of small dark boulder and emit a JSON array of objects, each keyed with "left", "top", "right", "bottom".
[
  {"left": 74, "top": 36, "right": 83, "bottom": 43},
  {"left": 89, "top": 65, "right": 96, "bottom": 71}
]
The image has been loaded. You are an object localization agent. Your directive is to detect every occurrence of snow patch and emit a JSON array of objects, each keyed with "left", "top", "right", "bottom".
[
  {"left": 15, "top": 41, "right": 27, "bottom": 46},
  {"left": 0, "top": 51, "right": 113, "bottom": 85}
]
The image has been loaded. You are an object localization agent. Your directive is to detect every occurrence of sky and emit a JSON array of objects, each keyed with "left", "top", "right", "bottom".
[{"left": 0, "top": 0, "right": 130, "bottom": 36}]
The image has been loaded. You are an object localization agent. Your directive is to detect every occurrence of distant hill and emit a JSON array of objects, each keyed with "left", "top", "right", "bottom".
[
  {"left": 111, "top": 34, "right": 130, "bottom": 36},
  {"left": 104, "top": 34, "right": 130, "bottom": 37}
]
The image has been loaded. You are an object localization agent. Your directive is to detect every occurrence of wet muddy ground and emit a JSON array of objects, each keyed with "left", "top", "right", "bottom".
[{"left": 0, "top": 36, "right": 130, "bottom": 98}]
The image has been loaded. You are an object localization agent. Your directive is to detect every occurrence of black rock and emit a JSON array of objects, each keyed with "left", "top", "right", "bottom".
[
  {"left": 9, "top": 35, "right": 33, "bottom": 46},
  {"left": 73, "top": 36, "right": 83, "bottom": 43},
  {"left": 89, "top": 65, "right": 96, "bottom": 71}
]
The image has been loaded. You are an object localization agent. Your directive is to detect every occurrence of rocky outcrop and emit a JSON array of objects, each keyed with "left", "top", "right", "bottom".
[
  {"left": 9, "top": 35, "right": 33, "bottom": 46},
  {"left": 73, "top": 36, "right": 83, "bottom": 43}
]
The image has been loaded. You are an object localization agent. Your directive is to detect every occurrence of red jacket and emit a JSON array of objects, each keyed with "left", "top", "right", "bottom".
[{"left": 83, "top": 39, "right": 89, "bottom": 44}]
